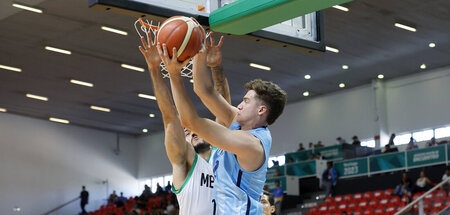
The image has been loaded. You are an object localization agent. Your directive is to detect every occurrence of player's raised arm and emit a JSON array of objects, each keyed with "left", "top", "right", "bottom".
[
  {"left": 192, "top": 34, "right": 237, "bottom": 127},
  {"left": 159, "top": 44, "right": 265, "bottom": 171},
  {"left": 138, "top": 32, "right": 194, "bottom": 178}
]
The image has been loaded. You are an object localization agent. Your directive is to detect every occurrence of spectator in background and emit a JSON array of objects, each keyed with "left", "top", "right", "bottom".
[
  {"left": 322, "top": 161, "right": 338, "bottom": 197},
  {"left": 352, "top": 136, "right": 361, "bottom": 146},
  {"left": 297, "top": 143, "right": 305, "bottom": 151},
  {"left": 407, "top": 137, "right": 418, "bottom": 150},
  {"left": 275, "top": 168, "right": 282, "bottom": 177},
  {"left": 394, "top": 172, "right": 411, "bottom": 196},
  {"left": 316, "top": 141, "right": 324, "bottom": 148},
  {"left": 155, "top": 183, "right": 164, "bottom": 196},
  {"left": 287, "top": 157, "right": 294, "bottom": 163},
  {"left": 115, "top": 192, "right": 127, "bottom": 208},
  {"left": 80, "top": 186, "right": 89, "bottom": 215},
  {"left": 336, "top": 137, "right": 347, "bottom": 145},
  {"left": 309, "top": 153, "right": 315, "bottom": 160},
  {"left": 164, "top": 181, "right": 172, "bottom": 194},
  {"left": 308, "top": 142, "right": 314, "bottom": 149},
  {"left": 441, "top": 168, "right": 450, "bottom": 191},
  {"left": 388, "top": 133, "right": 396, "bottom": 145},
  {"left": 415, "top": 170, "right": 433, "bottom": 192},
  {"left": 427, "top": 137, "right": 437, "bottom": 147},
  {"left": 260, "top": 191, "right": 276, "bottom": 215},
  {"left": 273, "top": 180, "right": 284, "bottom": 215},
  {"left": 384, "top": 144, "right": 398, "bottom": 153},
  {"left": 108, "top": 190, "right": 118, "bottom": 204},
  {"left": 138, "top": 185, "right": 151, "bottom": 209},
  {"left": 272, "top": 160, "right": 280, "bottom": 167},
  {"left": 316, "top": 152, "right": 323, "bottom": 160}
]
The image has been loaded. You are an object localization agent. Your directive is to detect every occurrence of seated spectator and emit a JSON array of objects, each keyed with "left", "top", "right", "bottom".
[
  {"left": 407, "top": 137, "right": 418, "bottom": 150},
  {"left": 336, "top": 137, "right": 347, "bottom": 145},
  {"left": 287, "top": 157, "right": 294, "bottom": 163},
  {"left": 108, "top": 190, "right": 118, "bottom": 204},
  {"left": 352, "top": 136, "right": 361, "bottom": 146},
  {"left": 388, "top": 133, "right": 396, "bottom": 145},
  {"left": 401, "top": 179, "right": 413, "bottom": 197},
  {"left": 164, "top": 181, "right": 172, "bottom": 194},
  {"left": 309, "top": 153, "right": 315, "bottom": 160},
  {"left": 384, "top": 144, "right": 398, "bottom": 153},
  {"left": 275, "top": 168, "right": 282, "bottom": 177},
  {"left": 442, "top": 168, "right": 450, "bottom": 191},
  {"left": 315, "top": 141, "right": 324, "bottom": 148},
  {"left": 115, "top": 192, "right": 127, "bottom": 207},
  {"left": 415, "top": 170, "right": 433, "bottom": 192},
  {"left": 394, "top": 172, "right": 411, "bottom": 196},
  {"left": 297, "top": 142, "right": 305, "bottom": 151},
  {"left": 426, "top": 137, "right": 437, "bottom": 147},
  {"left": 308, "top": 142, "right": 314, "bottom": 149},
  {"left": 316, "top": 152, "right": 324, "bottom": 160}
]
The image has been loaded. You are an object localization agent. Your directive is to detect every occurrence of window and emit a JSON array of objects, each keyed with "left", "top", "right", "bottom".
[
  {"left": 164, "top": 175, "right": 173, "bottom": 187},
  {"left": 361, "top": 139, "right": 375, "bottom": 148},
  {"left": 412, "top": 129, "right": 434, "bottom": 142},
  {"left": 151, "top": 176, "right": 164, "bottom": 193},
  {"left": 395, "top": 133, "right": 411, "bottom": 145},
  {"left": 277, "top": 155, "right": 286, "bottom": 166},
  {"left": 435, "top": 126, "right": 450, "bottom": 139}
]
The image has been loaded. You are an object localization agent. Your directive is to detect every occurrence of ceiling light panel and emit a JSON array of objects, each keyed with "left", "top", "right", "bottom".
[
  {"left": 26, "top": 93, "right": 48, "bottom": 101},
  {"left": 0, "top": 64, "right": 22, "bottom": 72}
]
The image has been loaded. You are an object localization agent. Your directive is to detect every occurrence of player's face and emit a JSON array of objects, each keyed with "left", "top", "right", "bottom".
[
  {"left": 184, "top": 128, "right": 204, "bottom": 146},
  {"left": 236, "top": 90, "right": 264, "bottom": 124},
  {"left": 260, "top": 194, "right": 275, "bottom": 215}
]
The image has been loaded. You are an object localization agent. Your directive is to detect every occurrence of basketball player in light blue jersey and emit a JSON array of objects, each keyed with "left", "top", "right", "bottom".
[
  {"left": 158, "top": 32, "right": 287, "bottom": 214},
  {"left": 139, "top": 30, "right": 229, "bottom": 215}
]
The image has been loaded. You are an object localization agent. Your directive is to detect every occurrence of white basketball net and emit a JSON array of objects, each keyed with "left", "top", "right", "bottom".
[{"left": 134, "top": 18, "right": 210, "bottom": 79}]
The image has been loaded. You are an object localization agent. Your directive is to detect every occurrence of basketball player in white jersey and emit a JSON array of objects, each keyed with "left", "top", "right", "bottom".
[{"left": 139, "top": 30, "right": 228, "bottom": 215}]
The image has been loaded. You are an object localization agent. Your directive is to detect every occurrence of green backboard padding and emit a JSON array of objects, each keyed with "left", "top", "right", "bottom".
[{"left": 209, "top": 0, "right": 352, "bottom": 35}]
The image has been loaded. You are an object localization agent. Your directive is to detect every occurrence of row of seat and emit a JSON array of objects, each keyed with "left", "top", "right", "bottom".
[{"left": 325, "top": 189, "right": 448, "bottom": 204}]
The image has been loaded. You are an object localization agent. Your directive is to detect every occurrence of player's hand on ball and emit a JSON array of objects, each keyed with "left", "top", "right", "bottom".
[
  {"left": 205, "top": 32, "right": 224, "bottom": 68},
  {"left": 157, "top": 43, "right": 190, "bottom": 76},
  {"left": 138, "top": 31, "right": 161, "bottom": 71}
]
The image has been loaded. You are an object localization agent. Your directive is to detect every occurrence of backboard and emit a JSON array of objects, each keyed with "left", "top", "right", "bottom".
[{"left": 88, "top": 0, "right": 324, "bottom": 53}]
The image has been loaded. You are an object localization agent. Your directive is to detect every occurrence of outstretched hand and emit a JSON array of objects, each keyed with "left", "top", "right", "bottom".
[
  {"left": 138, "top": 31, "right": 161, "bottom": 71},
  {"left": 157, "top": 43, "right": 190, "bottom": 78},
  {"left": 205, "top": 32, "right": 224, "bottom": 68}
]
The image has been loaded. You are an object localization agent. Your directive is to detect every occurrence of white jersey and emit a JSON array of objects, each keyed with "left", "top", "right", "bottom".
[{"left": 172, "top": 153, "right": 215, "bottom": 215}]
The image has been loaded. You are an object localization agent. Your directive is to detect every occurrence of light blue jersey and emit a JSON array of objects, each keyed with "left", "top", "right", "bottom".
[{"left": 212, "top": 122, "right": 272, "bottom": 215}]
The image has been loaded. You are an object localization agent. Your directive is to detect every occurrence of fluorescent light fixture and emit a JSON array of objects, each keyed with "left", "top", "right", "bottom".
[
  {"left": 0, "top": 64, "right": 22, "bottom": 72},
  {"left": 138, "top": 93, "right": 156, "bottom": 100},
  {"left": 26, "top": 93, "right": 48, "bottom": 101},
  {"left": 90, "top": 105, "right": 110, "bottom": 112},
  {"left": 332, "top": 5, "right": 349, "bottom": 12},
  {"left": 101, "top": 26, "right": 128, "bottom": 36},
  {"left": 303, "top": 91, "right": 310, "bottom": 97},
  {"left": 121, "top": 64, "right": 145, "bottom": 72},
  {"left": 304, "top": 75, "right": 311, "bottom": 80},
  {"left": 378, "top": 74, "right": 384, "bottom": 79},
  {"left": 190, "top": 79, "right": 194, "bottom": 83},
  {"left": 142, "top": 129, "right": 148, "bottom": 133},
  {"left": 45, "top": 46, "right": 71, "bottom": 55},
  {"left": 249, "top": 63, "right": 271, "bottom": 71},
  {"left": 420, "top": 64, "right": 426, "bottom": 69},
  {"left": 325, "top": 46, "right": 339, "bottom": 53},
  {"left": 342, "top": 65, "right": 349, "bottom": 70},
  {"left": 394, "top": 23, "right": 416, "bottom": 32},
  {"left": 12, "top": 3, "right": 43, "bottom": 13},
  {"left": 70, "top": 79, "right": 94, "bottom": 87},
  {"left": 49, "top": 117, "right": 69, "bottom": 124},
  {"left": 0, "top": 108, "right": 6, "bottom": 112},
  {"left": 429, "top": 43, "right": 436, "bottom": 48},
  {"left": 149, "top": 113, "right": 155, "bottom": 118},
  {"left": 339, "top": 83, "right": 346, "bottom": 88}
]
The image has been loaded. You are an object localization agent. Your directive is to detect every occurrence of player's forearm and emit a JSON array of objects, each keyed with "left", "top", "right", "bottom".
[
  {"left": 168, "top": 72, "right": 200, "bottom": 129},
  {"left": 210, "top": 65, "right": 231, "bottom": 104},
  {"left": 193, "top": 54, "right": 215, "bottom": 96},
  {"left": 148, "top": 66, "right": 178, "bottom": 122}
]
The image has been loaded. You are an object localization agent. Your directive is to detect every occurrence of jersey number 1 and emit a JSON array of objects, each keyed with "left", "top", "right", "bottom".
[{"left": 212, "top": 199, "right": 216, "bottom": 215}]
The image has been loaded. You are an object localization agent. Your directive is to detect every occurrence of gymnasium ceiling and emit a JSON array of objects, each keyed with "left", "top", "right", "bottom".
[{"left": 0, "top": 0, "right": 449, "bottom": 135}]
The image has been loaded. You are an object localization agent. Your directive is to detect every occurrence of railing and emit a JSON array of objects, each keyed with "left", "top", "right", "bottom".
[
  {"left": 394, "top": 177, "right": 450, "bottom": 215},
  {"left": 268, "top": 144, "right": 448, "bottom": 179},
  {"left": 42, "top": 196, "right": 80, "bottom": 215}
]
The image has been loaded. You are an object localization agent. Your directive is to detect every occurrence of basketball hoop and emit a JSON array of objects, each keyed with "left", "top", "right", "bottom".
[{"left": 135, "top": 18, "right": 210, "bottom": 79}]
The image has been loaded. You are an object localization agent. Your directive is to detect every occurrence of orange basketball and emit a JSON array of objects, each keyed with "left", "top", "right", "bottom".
[{"left": 157, "top": 16, "right": 205, "bottom": 62}]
